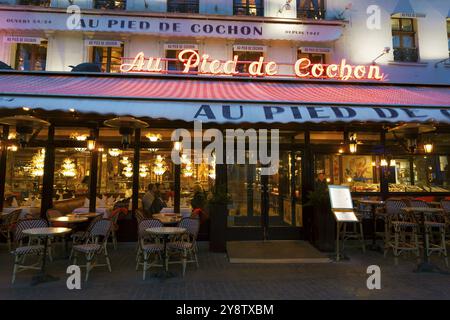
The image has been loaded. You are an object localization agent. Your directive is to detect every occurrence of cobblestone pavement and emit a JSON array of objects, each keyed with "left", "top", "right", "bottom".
[{"left": 0, "top": 242, "right": 449, "bottom": 300}]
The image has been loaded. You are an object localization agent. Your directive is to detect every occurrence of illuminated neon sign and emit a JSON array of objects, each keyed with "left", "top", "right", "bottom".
[{"left": 120, "top": 49, "right": 385, "bottom": 81}]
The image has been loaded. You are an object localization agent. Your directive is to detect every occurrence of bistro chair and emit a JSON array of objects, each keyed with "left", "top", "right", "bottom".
[
  {"left": 384, "top": 199, "right": 419, "bottom": 264},
  {"left": 69, "top": 215, "right": 102, "bottom": 260},
  {"left": 11, "top": 218, "right": 48, "bottom": 284},
  {"left": 168, "top": 217, "right": 200, "bottom": 277},
  {"left": 108, "top": 208, "right": 124, "bottom": 250},
  {"left": 136, "top": 218, "right": 164, "bottom": 280},
  {"left": 0, "top": 209, "right": 22, "bottom": 251},
  {"left": 441, "top": 200, "right": 450, "bottom": 245},
  {"left": 71, "top": 218, "right": 112, "bottom": 281}
]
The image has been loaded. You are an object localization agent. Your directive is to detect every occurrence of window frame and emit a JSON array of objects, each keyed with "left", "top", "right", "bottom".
[
  {"left": 233, "top": 0, "right": 264, "bottom": 17},
  {"left": 89, "top": 44, "right": 124, "bottom": 73}
]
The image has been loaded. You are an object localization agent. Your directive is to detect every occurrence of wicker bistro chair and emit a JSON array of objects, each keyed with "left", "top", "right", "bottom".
[
  {"left": 136, "top": 218, "right": 164, "bottom": 280},
  {"left": 108, "top": 207, "right": 126, "bottom": 250},
  {"left": 11, "top": 218, "right": 48, "bottom": 284},
  {"left": 69, "top": 215, "right": 102, "bottom": 260},
  {"left": 441, "top": 200, "right": 450, "bottom": 245},
  {"left": 0, "top": 209, "right": 22, "bottom": 251},
  {"left": 167, "top": 217, "right": 200, "bottom": 277},
  {"left": 71, "top": 218, "right": 113, "bottom": 281},
  {"left": 384, "top": 199, "right": 420, "bottom": 264}
]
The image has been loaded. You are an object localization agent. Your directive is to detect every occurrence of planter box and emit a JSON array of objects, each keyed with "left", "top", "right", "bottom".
[
  {"left": 312, "top": 205, "right": 336, "bottom": 252},
  {"left": 208, "top": 203, "right": 227, "bottom": 252}
]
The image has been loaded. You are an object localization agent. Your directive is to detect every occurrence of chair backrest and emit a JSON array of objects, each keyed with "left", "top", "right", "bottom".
[
  {"left": 178, "top": 217, "right": 200, "bottom": 238},
  {"left": 385, "top": 199, "right": 407, "bottom": 216},
  {"left": 5, "top": 209, "right": 22, "bottom": 226},
  {"left": 46, "top": 209, "right": 62, "bottom": 220},
  {"left": 88, "top": 219, "right": 112, "bottom": 241},
  {"left": 14, "top": 218, "right": 48, "bottom": 242},
  {"left": 408, "top": 200, "right": 429, "bottom": 208},
  {"left": 441, "top": 200, "right": 450, "bottom": 214},
  {"left": 135, "top": 209, "right": 145, "bottom": 224},
  {"left": 138, "top": 218, "right": 163, "bottom": 239}
]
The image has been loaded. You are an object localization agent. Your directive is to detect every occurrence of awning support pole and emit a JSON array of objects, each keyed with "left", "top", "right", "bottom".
[
  {"left": 0, "top": 125, "right": 9, "bottom": 212},
  {"left": 132, "top": 128, "right": 141, "bottom": 214},
  {"left": 41, "top": 125, "right": 55, "bottom": 218},
  {"left": 88, "top": 128, "right": 99, "bottom": 213}
]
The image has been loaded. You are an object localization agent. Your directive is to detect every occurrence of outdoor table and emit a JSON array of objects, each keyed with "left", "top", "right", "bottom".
[
  {"left": 356, "top": 199, "right": 385, "bottom": 251},
  {"left": 72, "top": 207, "right": 111, "bottom": 217},
  {"left": 153, "top": 213, "right": 183, "bottom": 226},
  {"left": 67, "top": 212, "right": 102, "bottom": 219},
  {"left": 161, "top": 207, "right": 192, "bottom": 217},
  {"left": 22, "top": 227, "right": 72, "bottom": 285},
  {"left": 145, "top": 226, "right": 186, "bottom": 278},
  {"left": 2, "top": 206, "right": 40, "bottom": 219},
  {"left": 401, "top": 207, "right": 445, "bottom": 273}
]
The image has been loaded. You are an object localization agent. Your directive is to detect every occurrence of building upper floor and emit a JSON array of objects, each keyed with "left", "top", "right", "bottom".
[{"left": 0, "top": 0, "right": 449, "bottom": 85}]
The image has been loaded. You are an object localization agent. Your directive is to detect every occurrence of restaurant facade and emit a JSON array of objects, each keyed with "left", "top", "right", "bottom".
[{"left": 0, "top": 0, "right": 450, "bottom": 245}]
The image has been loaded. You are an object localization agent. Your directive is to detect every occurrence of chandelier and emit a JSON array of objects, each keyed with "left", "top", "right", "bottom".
[
  {"left": 145, "top": 133, "right": 161, "bottom": 142},
  {"left": 70, "top": 132, "right": 88, "bottom": 152},
  {"left": 30, "top": 148, "right": 45, "bottom": 177},
  {"left": 120, "top": 156, "right": 130, "bottom": 165},
  {"left": 61, "top": 158, "right": 77, "bottom": 177},
  {"left": 108, "top": 148, "right": 122, "bottom": 157},
  {"left": 122, "top": 163, "right": 133, "bottom": 178},
  {"left": 153, "top": 155, "right": 167, "bottom": 176},
  {"left": 139, "top": 164, "right": 149, "bottom": 178},
  {"left": 183, "top": 161, "right": 193, "bottom": 177}
]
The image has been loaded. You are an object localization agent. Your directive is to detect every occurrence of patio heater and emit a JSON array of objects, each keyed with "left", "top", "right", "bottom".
[
  {"left": 0, "top": 115, "right": 50, "bottom": 148},
  {"left": 103, "top": 117, "right": 149, "bottom": 149},
  {"left": 388, "top": 123, "right": 436, "bottom": 154}
]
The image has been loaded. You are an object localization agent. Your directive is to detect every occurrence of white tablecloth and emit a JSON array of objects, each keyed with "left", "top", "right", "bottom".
[
  {"left": 2, "top": 206, "right": 40, "bottom": 218},
  {"left": 160, "top": 207, "right": 192, "bottom": 217},
  {"left": 72, "top": 207, "right": 111, "bottom": 218}
]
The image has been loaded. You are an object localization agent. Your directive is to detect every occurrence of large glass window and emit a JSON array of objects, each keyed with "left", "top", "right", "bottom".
[
  {"left": 14, "top": 42, "right": 47, "bottom": 71},
  {"left": 392, "top": 18, "right": 419, "bottom": 62},
  {"left": 233, "top": 49, "right": 263, "bottom": 74},
  {"left": 94, "top": 0, "right": 126, "bottom": 10},
  {"left": 297, "top": 0, "right": 325, "bottom": 20},
  {"left": 91, "top": 45, "right": 124, "bottom": 73},
  {"left": 233, "top": 0, "right": 264, "bottom": 16},
  {"left": 167, "top": 0, "right": 199, "bottom": 13},
  {"left": 18, "top": 0, "right": 50, "bottom": 6}
]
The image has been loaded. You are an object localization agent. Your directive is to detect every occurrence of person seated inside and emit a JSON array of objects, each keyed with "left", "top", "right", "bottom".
[{"left": 142, "top": 183, "right": 156, "bottom": 217}]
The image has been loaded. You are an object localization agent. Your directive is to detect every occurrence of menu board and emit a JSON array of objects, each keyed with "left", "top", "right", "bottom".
[
  {"left": 328, "top": 185, "right": 353, "bottom": 209},
  {"left": 328, "top": 185, "right": 358, "bottom": 222}
]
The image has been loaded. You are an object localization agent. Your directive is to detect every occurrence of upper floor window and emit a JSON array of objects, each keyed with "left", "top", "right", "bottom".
[
  {"left": 90, "top": 45, "right": 124, "bottom": 73},
  {"left": 15, "top": 42, "right": 47, "bottom": 71},
  {"left": 18, "top": 0, "right": 50, "bottom": 6},
  {"left": 167, "top": 0, "right": 199, "bottom": 14},
  {"left": 297, "top": 50, "right": 326, "bottom": 73},
  {"left": 166, "top": 45, "right": 198, "bottom": 73},
  {"left": 297, "top": 0, "right": 325, "bottom": 20},
  {"left": 392, "top": 18, "right": 419, "bottom": 63},
  {"left": 234, "top": 0, "right": 264, "bottom": 17},
  {"left": 447, "top": 20, "right": 450, "bottom": 57},
  {"left": 233, "top": 46, "right": 264, "bottom": 73},
  {"left": 94, "top": 0, "right": 126, "bottom": 10}
]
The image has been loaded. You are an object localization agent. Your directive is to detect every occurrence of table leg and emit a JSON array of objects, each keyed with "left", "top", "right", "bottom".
[
  {"left": 153, "top": 234, "right": 175, "bottom": 279},
  {"left": 368, "top": 204, "right": 381, "bottom": 251},
  {"left": 31, "top": 236, "right": 59, "bottom": 286}
]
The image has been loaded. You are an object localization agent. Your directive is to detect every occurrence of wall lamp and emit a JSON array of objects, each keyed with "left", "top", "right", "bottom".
[{"left": 372, "top": 47, "right": 391, "bottom": 64}]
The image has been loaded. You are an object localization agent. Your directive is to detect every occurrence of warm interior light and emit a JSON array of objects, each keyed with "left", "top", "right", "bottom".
[
  {"left": 348, "top": 133, "right": 358, "bottom": 153},
  {"left": 61, "top": 158, "right": 77, "bottom": 177},
  {"left": 423, "top": 143, "right": 433, "bottom": 154},
  {"left": 145, "top": 133, "right": 161, "bottom": 142},
  {"left": 338, "top": 148, "right": 344, "bottom": 154},
  {"left": 8, "top": 144, "right": 18, "bottom": 152},
  {"left": 30, "top": 148, "right": 45, "bottom": 177},
  {"left": 108, "top": 148, "right": 122, "bottom": 157},
  {"left": 122, "top": 163, "right": 133, "bottom": 177},
  {"left": 347, "top": 177, "right": 353, "bottom": 182},
  {"left": 380, "top": 159, "right": 388, "bottom": 167},
  {"left": 174, "top": 141, "right": 182, "bottom": 151},
  {"left": 389, "top": 159, "right": 396, "bottom": 167},
  {"left": 87, "top": 137, "right": 96, "bottom": 151}
]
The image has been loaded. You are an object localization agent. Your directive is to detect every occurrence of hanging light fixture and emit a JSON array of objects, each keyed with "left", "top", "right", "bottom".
[
  {"left": 423, "top": 142, "right": 434, "bottom": 154},
  {"left": 70, "top": 133, "right": 88, "bottom": 152},
  {"left": 108, "top": 148, "right": 122, "bottom": 157},
  {"left": 348, "top": 133, "right": 358, "bottom": 153},
  {"left": 61, "top": 158, "right": 77, "bottom": 177},
  {"left": 86, "top": 135, "right": 96, "bottom": 151},
  {"left": 0, "top": 115, "right": 50, "bottom": 147},
  {"left": 29, "top": 148, "right": 46, "bottom": 177},
  {"left": 380, "top": 159, "right": 388, "bottom": 167},
  {"left": 122, "top": 163, "right": 133, "bottom": 178},
  {"left": 139, "top": 164, "right": 149, "bottom": 178},
  {"left": 104, "top": 117, "right": 148, "bottom": 149},
  {"left": 153, "top": 155, "right": 167, "bottom": 176},
  {"left": 120, "top": 156, "right": 130, "bottom": 165},
  {"left": 145, "top": 133, "right": 161, "bottom": 142}
]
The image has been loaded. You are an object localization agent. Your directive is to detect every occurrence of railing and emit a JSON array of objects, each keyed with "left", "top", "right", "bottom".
[
  {"left": 393, "top": 47, "right": 419, "bottom": 63},
  {"left": 297, "top": 9, "right": 326, "bottom": 20},
  {"left": 18, "top": 0, "right": 50, "bottom": 6},
  {"left": 233, "top": 5, "right": 264, "bottom": 17},
  {"left": 167, "top": 0, "right": 199, "bottom": 14},
  {"left": 94, "top": 0, "right": 126, "bottom": 10}
]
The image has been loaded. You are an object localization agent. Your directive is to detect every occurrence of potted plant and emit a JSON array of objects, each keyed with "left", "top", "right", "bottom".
[
  {"left": 207, "top": 185, "right": 232, "bottom": 252},
  {"left": 305, "top": 189, "right": 336, "bottom": 252}
]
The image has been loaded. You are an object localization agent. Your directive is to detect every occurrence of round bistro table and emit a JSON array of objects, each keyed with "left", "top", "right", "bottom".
[
  {"left": 145, "top": 227, "right": 186, "bottom": 278},
  {"left": 22, "top": 227, "right": 72, "bottom": 286}
]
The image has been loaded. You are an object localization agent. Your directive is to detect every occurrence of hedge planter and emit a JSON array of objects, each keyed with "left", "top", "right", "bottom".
[
  {"left": 208, "top": 203, "right": 227, "bottom": 252},
  {"left": 312, "top": 204, "right": 336, "bottom": 252}
]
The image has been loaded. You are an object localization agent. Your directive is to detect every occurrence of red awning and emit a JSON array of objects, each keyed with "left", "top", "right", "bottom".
[
  {"left": 1, "top": 72, "right": 450, "bottom": 124},
  {"left": 0, "top": 72, "right": 449, "bottom": 107}
]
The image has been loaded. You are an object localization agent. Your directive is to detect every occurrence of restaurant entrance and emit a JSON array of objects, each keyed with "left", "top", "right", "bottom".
[{"left": 226, "top": 149, "right": 304, "bottom": 240}]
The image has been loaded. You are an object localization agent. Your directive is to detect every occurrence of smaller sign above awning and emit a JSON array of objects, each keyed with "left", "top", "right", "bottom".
[
  {"left": 3, "top": 36, "right": 43, "bottom": 44},
  {"left": 299, "top": 47, "right": 333, "bottom": 54},
  {"left": 164, "top": 43, "right": 199, "bottom": 50},
  {"left": 84, "top": 39, "right": 123, "bottom": 47},
  {"left": 392, "top": 0, "right": 426, "bottom": 18},
  {"left": 233, "top": 45, "right": 267, "bottom": 52}
]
